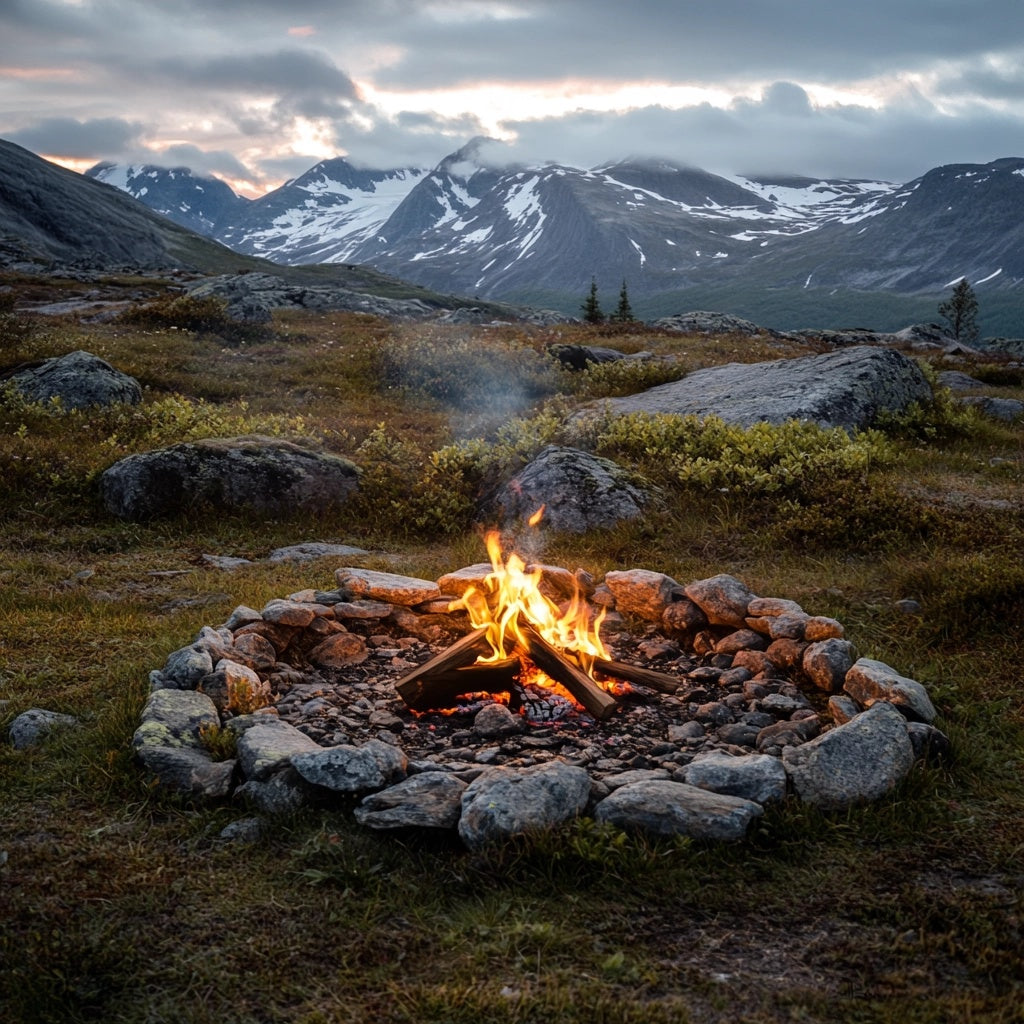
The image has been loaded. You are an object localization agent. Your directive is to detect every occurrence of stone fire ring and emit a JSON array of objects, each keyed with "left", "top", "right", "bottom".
[{"left": 133, "top": 566, "right": 948, "bottom": 850}]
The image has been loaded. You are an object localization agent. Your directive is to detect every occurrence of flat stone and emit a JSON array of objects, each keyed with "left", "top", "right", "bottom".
[
  {"left": 844, "top": 658, "right": 937, "bottom": 723},
  {"left": 268, "top": 542, "right": 370, "bottom": 562},
  {"left": 335, "top": 568, "right": 441, "bottom": 606},
  {"left": 782, "top": 702, "right": 915, "bottom": 810},
  {"left": 132, "top": 689, "right": 221, "bottom": 752},
  {"left": 594, "top": 780, "right": 764, "bottom": 840},
  {"left": 354, "top": 772, "right": 467, "bottom": 830},
  {"left": 437, "top": 564, "right": 494, "bottom": 596}
]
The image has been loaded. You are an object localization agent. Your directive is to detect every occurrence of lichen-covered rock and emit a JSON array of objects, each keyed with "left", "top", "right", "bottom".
[
  {"left": 782, "top": 701, "right": 915, "bottom": 810},
  {"left": 594, "top": 779, "right": 764, "bottom": 840},
  {"left": 100, "top": 435, "right": 359, "bottom": 521},
  {"left": 488, "top": 445, "right": 648, "bottom": 533},
  {"left": 132, "top": 689, "right": 221, "bottom": 752},
  {"left": 291, "top": 738, "right": 408, "bottom": 793},
  {"left": 9, "top": 350, "right": 142, "bottom": 410},
  {"left": 458, "top": 761, "right": 591, "bottom": 850}
]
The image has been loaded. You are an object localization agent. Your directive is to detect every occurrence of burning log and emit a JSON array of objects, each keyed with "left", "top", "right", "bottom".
[
  {"left": 401, "top": 659, "right": 519, "bottom": 711},
  {"left": 592, "top": 657, "right": 684, "bottom": 695},
  {"left": 395, "top": 627, "right": 492, "bottom": 709},
  {"left": 519, "top": 624, "right": 619, "bottom": 721}
]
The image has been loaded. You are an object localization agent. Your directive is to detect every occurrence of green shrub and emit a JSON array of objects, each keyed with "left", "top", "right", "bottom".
[
  {"left": 564, "top": 357, "right": 687, "bottom": 399},
  {"left": 118, "top": 293, "right": 270, "bottom": 345}
]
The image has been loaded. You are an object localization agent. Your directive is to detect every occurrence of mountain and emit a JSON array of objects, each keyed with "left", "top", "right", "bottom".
[
  {"left": 85, "top": 162, "right": 249, "bottom": 237},
  {"left": 0, "top": 139, "right": 251, "bottom": 272}
]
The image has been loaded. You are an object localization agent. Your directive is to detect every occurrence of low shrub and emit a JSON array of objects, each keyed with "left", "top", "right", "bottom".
[
  {"left": 118, "top": 293, "right": 270, "bottom": 345},
  {"left": 563, "top": 357, "right": 687, "bottom": 399}
]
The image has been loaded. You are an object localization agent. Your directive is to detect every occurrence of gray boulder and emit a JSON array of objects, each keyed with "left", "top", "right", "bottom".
[
  {"left": 682, "top": 751, "right": 788, "bottom": 804},
  {"left": 782, "top": 701, "right": 915, "bottom": 810},
  {"left": 100, "top": 435, "right": 359, "bottom": 521},
  {"left": 587, "top": 346, "right": 933, "bottom": 431},
  {"left": 354, "top": 772, "right": 467, "bottom": 830},
  {"left": 8, "top": 350, "right": 142, "bottom": 410},
  {"left": 653, "top": 311, "right": 779, "bottom": 337},
  {"left": 489, "top": 445, "right": 648, "bottom": 533},
  {"left": 291, "top": 738, "right": 408, "bottom": 793},
  {"left": 458, "top": 761, "right": 591, "bottom": 850},
  {"left": 958, "top": 395, "right": 1024, "bottom": 421},
  {"left": 594, "top": 779, "right": 764, "bottom": 840},
  {"left": 8, "top": 708, "right": 79, "bottom": 749}
]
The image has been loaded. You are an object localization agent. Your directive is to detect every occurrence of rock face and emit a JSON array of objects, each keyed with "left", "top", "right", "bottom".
[
  {"left": 489, "top": 445, "right": 648, "bottom": 533},
  {"left": 652, "top": 311, "right": 782, "bottom": 338},
  {"left": 8, "top": 350, "right": 142, "bottom": 410},
  {"left": 589, "top": 346, "right": 933, "bottom": 431},
  {"left": 100, "top": 435, "right": 359, "bottom": 521}
]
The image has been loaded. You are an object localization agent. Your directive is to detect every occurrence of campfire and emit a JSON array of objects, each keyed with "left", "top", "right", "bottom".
[{"left": 394, "top": 516, "right": 681, "bottom": 721}]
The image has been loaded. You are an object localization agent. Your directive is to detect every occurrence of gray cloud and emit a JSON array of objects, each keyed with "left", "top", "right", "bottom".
[{"left": 7, "top": 117, "right": 145, "bottom": 159}]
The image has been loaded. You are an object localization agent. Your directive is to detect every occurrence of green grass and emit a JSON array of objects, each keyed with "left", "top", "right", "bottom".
[{"left": 1, "top": 273, "right": 1022, "bottom": 1023}]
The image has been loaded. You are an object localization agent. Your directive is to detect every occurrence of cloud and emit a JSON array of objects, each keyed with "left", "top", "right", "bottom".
[
  {"left": 145, "top": 143, "right": 253, "bottom": 181},
  {"left": 7, "top": 116, "right": 145, "bottom": 159}
]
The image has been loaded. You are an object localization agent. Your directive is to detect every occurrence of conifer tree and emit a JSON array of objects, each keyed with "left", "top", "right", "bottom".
[
  {"left": 938, "top": 278, "right": 980, "bottom": 343},
  {"left": 610, "top": 279, "right": 635, "bottom": 323},
  {"left": 580, "top": 277, "right": 604, "bottom": 323}
]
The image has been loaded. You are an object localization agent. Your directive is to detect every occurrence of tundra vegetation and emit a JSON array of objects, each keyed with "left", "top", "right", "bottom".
[{"left": 1, "top": 274, "right": 1022, "bottom": 1024}]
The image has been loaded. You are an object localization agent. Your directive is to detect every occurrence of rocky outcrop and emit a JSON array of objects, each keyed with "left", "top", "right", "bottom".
[
  {"left": 100, "top": 435, "right": 359, "bottom": 521},
  {"left": 7, "top": 350, "right": 142, "bottom": 410},
  {"left": 487, "top": 445, "right": 648, "bottom": 533},
  {"left": 585, "top": 345, "right": 933, "bottom": 431},
  {"left": 185, "top": 272, "right": 437, "bottom": 321},
  {"left": 653, "top": 311, "right": 786, "bottom": 338}
]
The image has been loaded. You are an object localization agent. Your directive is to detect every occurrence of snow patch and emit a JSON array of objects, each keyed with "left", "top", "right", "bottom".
[{"left": 974, "top": 268, "right": 1002, "bottom": 285}]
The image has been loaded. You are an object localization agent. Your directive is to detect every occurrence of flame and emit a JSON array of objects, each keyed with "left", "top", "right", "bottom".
[
  {"left": 450, "top": 530, "right": 610, "bottom": 686},
  {"left": 528, "top": 504, "right": 545, "bottom": 527}
]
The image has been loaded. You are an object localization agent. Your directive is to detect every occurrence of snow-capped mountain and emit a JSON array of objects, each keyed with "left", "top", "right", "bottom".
[
  {"left": 216, "top": 157, "right": 429, "bottom": 264},
  {"left": 85, "top": 143, "right": 1024, "bottom": 332},
  {"left": 85, "top": 162, "right": 248, "bottom": 236}
]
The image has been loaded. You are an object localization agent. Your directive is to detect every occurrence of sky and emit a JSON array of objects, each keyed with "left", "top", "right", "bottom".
[{"left": 2, "top": 0, "right": 1023, "bottom": 197}]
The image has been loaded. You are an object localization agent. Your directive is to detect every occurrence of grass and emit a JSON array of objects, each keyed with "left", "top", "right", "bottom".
[{"left": 1, "top": 272, "right": 1022, "bottom": 1023}]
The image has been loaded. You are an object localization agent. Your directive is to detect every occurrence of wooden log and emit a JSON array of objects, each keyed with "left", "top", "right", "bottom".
[
  {"left": 396, "top": 659, "right": 519, "bottom": 711},
  {"left": 520, "top": 624, "right": 619, "bottom": 720},
  {"left": 592, "top": 657, "right": 683, "bottom": 694},
  {"left": 394, "top": 627, "right": 491, "bottom": 709}
]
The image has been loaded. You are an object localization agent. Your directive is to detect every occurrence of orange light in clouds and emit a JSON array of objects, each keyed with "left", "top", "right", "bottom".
[{"left": 288, "top": 25, "right": 316, "bottom": 37}]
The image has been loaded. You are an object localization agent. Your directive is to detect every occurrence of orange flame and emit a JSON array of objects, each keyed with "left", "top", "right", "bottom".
[{"left": 450, "top": 530, "right": 609, "bottom": 682}]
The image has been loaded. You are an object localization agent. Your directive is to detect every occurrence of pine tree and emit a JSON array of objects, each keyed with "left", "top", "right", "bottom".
[
  {"left": 938, "top": 278, "right": 980, "bottom": 343},
  {"left": 610, "top": 279, "right": 635, "bottom": 323},
  {"left": 580, "top": 277, "right": 604, "bottom": 324}
]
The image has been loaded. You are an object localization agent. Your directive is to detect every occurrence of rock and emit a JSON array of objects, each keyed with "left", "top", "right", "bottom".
[
  {"left": 473, "top": 703, "right": 523, "bottom": 738},
  {"left": 354, "top": 772, "right": 467, "bottom": 830},
  {"left": 437, "top": 563, "right": 493, "bottom": 596},
  {"left": 548, "top": 344, "right": 628, "bottom": 369},
  {"left": 802, "top": 638, "right": 857, "bottom": 693},
  {"left": 715, "top": 629, "right": 768, "bottom": 655},
  {"left": 198, "top": 660, "right": 272, "bottom": 715},
  {"left": 223, "top": 605, "right": 264, "bottom": 631},
  {"left": 291, "top": 738, "right": 408, "bottom": 793},
  {"left": 157, "top": 643, "right": 214, "bottom": 690},
  {"left": 101, "top": 436, "right": 359, "bottom": 521},
  {"left": 662, "top": 598, "right": 708, "bottom": 633},
  {"left": 959, "top": 395, "right": 1024, "bottom": 421},
  {"left": 652, "top": 311, "right": 778, "bottom": 337},
  {"left": 604, "top": 569, "right": 680, "bottom": 620},
  {"left": 458, "top": 761, "right": 591, "bottom": 850},
  {"left": 135, "top": 745, "right": 236, "bottom": 799},
  {"left": 489, "top": 445, "right": 648, "bottom": 533},
  {"left": 217, "top": 817, "right": 268, "bottom": 843},
  {"left": 938, "top": 370, "right": 986, "bottom": 392},
  {"left": 335, "top": 568, "right": 441, "bottom": 606},
  {"left": 586, "top": 346, "right": 933, "bottom": 431},
  {"left": 268, "top": 542, "right": 370, "bottom": 562},
  {"left": 782, "top": 702, "right": 915, "bottom": 810},
  {"left": 682, "top": 751, "right": 788, "bottom": 804},
  {"left": 594, "top": 780, "right": 764, "bottom": 840},
  {"left": 235, "top": 767, "right": 311, "bottom": 814},
  {"left": 259, "top": 599, "right": 320, "bottom": 627},
  {"left": 906, "top": 722, "right": 952, "bottom": 762},
  {"left": 132, "top": 689, "right": 221, "bottom": 752},
  {"left": 828, "top": 695, "right": 861, "bottom": 725},
  {"left": 804, "top": 616, "right": 844, "bottom": 641},
  {"left": 233, "top": 718, "right": 322, "bottom": 781},
  {"left": 844, "top": 658, "right": 938, "bottom": 723},
  {"left": 8, "top": 708, "right": 79, "bottom": 749},
  {"left": 8, "top": 350, "right": 142, "bottom": 410},
  {"left": 684, "top": 575, "right": 757, "bottom": 628},
  {"left": 756, "top": 715, "right": 821, "bottom": 751},
  {"left": 307, "top": 632, "right": 369, "bottom": 669}
]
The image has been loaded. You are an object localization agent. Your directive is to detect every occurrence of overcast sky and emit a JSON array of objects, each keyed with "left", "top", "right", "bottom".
[{"left": 2, "top": 0, "right": 1023, "bottom": 195}]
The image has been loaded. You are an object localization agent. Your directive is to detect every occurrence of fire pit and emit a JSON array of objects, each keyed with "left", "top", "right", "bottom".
[{"left": 133, "top": 530, "right": 948, "bottom": 849}]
